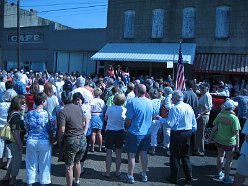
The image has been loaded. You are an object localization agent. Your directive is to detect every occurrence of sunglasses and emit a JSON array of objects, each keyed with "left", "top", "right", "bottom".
[{"left": 21, "top": 101, "right": 26, "bottom": 105}]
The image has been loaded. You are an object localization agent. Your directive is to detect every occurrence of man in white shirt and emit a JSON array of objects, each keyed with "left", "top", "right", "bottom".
[
  {"left": 71, "top": 77, "right": 93, "bottom": 113},
  {"left": 157, "top": 90, "right": 197, "bottom": 184}
]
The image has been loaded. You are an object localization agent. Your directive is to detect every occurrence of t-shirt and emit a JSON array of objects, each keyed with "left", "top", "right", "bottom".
[
  {"left": 58, "top": 103, "right": 84, "bottom": 137},
  {"left": 105, "top": 105, "right": 127, "bottom": 131},
  {"left": 213, "top": 112, "right": 241, "bottom": 146},
  {"left": 126, "top": 97, "right": 154, "bottom": 135}
]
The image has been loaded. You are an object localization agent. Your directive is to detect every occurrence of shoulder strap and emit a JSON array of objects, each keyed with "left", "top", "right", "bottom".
[{"left": 8, "top": 112, "right": 20, "bottom": 123}]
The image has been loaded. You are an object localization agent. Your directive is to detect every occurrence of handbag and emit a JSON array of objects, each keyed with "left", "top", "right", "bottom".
[
  {"left": 0, "top": 113, "right": 18, "bottom": 142},
  {"left": 160, "top": 102, "right": 169, "bottom": 118},
  {"left": 47, "top": 112, "right": 57, "bottom": 146}
]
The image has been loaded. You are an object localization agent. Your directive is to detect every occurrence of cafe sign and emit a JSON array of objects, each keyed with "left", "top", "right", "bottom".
[{"left": 8, "top": 33, "right": 44, "bottom": 43}]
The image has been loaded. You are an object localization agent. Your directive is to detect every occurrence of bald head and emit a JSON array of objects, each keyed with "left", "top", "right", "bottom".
[{"left": 136, "top": 84, "right": 146, "bottom": 97}]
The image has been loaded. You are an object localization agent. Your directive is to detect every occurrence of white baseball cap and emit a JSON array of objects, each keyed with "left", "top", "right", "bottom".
[{"left": 223, "top": 99, "right": 238, "bottom": 110}]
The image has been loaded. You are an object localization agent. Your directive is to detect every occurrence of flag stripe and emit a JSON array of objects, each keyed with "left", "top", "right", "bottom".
[{"left": 175, "top": 42, "right": 185, "bottom": 91}]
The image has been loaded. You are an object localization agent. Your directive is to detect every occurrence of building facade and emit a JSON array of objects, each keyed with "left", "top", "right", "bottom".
[
  {"left": 0, "top": 0, "right": 107, "bottom": 75},
  {"left": 92, "top": 0, "right": 248, "bottom": 81}
]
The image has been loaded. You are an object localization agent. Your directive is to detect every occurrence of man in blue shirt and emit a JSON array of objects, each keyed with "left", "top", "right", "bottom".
[
  {"left": 157, "top": 90, "right": 197, "bottom": 184},
  {"left": 123, "top": 84, "right": 154, "bottom": 184}
]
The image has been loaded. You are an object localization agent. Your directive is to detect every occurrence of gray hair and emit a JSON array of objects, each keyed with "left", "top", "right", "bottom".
[
  {"left": 76, "top": 76, "right": 85, "bottom": 87},
  {"left": 172, "top": 90, "right": 183, "bottom": 102},
  {"left": 164, "top": 87, "right": 173, "bottom": 95}
]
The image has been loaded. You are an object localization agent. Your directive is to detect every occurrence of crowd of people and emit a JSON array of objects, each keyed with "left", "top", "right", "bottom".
[{"left": 0, "top": 66, "right": 247, "bottom": 186}]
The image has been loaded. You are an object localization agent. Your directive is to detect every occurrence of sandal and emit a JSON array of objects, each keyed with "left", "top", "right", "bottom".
[{"left": 101, "top": 172, "right": 110, "bottom": 178}]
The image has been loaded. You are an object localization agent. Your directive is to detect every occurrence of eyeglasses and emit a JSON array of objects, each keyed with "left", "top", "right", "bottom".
[{"left": 21, "top": 101, "right": 26, "bottom": 105}]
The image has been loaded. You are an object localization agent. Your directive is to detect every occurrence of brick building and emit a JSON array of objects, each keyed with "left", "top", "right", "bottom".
[{"left": 92, "top": 0, "right": 248, "bottom": 81}]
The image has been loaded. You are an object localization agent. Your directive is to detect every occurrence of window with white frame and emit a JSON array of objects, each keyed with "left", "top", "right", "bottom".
[
  {"left": 182, "top": 7, "right": 196, "bottom": 38},
  {"left": 151, "top": 9, "right": 164, "bottom": 38},
  {"left": 123, "top": 10, "right": 135, "bottom": 38},
  {"left": 215, "top": 6, "right": 230, "bottom": 38}
]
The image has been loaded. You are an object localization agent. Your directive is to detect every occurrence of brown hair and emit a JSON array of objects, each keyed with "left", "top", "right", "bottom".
[
  {"left": 34, "top": 92, "right": 47, "bottom": 106},
  {"left": 44, "top": 82, "right": 53, "bottom": 97},
  {"left": 30, "top": 81, "right": 40, "bottom": 95},
  {"left": 8, "top": 95, "right": 25, "bottom": 116}
]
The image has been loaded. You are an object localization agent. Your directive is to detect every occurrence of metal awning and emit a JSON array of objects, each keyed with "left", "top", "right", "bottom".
[
  {"left": 193, "top": 53, "right": 248, "bottom": 74},
  {"left": 91, "top": 43, "right": 196, "bottom": 65}
]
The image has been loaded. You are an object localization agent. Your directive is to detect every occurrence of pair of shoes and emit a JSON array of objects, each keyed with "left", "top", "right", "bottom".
[
  {"left": 121, "top": 174, "right": 135, "bottom": 184},
  {"left": 115, "top": 173, "right": 122, "bottom": 177},
  {"left": 166, "top": 176, "right": 177, "bottom": 184},
  {"left": 101, "top": 172, "right": 110, "bottom": 179},
  {"left": 215, "top": 171, "right": 224, "bottom": 180},
  {"left": 184, "top": 176, "right": 198, "bottom": 184},
  {"left": 139, "top": 172, "right": 148, "bottom": 182},
  {"left": 222, "top": 176, "right": 234, "bottom": 184}
]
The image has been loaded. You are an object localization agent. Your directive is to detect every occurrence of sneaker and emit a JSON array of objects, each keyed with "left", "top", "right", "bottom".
[
  {"left": 222, "top": 176, "right": 234, "bottom": 184},
  {"left": 122, "top": 174, "right": 135, "bottom": 184},
  {"left": 139, "top": 172, "right": 148, "bottom": 182},
  {"left": 215, "top": 171, "right": 224, "bottom": 180}
]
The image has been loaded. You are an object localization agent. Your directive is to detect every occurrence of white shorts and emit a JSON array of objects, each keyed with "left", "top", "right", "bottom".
[{"left": 236, "top": 154, "right": 248, "bottom": 177}]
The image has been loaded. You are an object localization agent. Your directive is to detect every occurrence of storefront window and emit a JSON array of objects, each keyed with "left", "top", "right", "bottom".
[
  {"left": 123, "top": 10, "right": 135, "bottom": 38},
  {"left": 182, "top": 7, "right": 196, "bottom": 38},
  {"left": 215, "top": 6, "right": 230, "bottom": 39},
  {"left": 151, "top": 9, "right": 164, "bottom": 38}
]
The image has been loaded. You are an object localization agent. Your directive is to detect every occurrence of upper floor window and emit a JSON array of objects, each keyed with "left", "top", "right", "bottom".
[
  {"left": 124, "top": 10, "right": 135, "bottom": 38},
  {"left": 151, "top": 9, "right": 164, "bottom": 38},
  {"left": 215, "top": 6, "right": 230, "bottom": 39},
  {"left": 182, "top": 7, "right": 196, "bottom": 38}
]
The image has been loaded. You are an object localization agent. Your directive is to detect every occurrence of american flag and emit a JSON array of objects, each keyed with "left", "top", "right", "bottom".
[{"left": 175, "top": 42, "right": 185, "bottom": 91}]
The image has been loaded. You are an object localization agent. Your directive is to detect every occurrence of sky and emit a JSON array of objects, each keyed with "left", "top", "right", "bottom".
[{"left": 12, "top": 0, "right": 108, "bottom": 29}]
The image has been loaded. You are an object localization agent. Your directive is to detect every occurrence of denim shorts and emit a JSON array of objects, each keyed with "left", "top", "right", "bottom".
[
  {"left": 125, "top": 133, "right": 151, "bottom": 153},
  {"left": 63, "top": 134, "right": 87, "bottom": 166},
  {"left": 105, "top": 130, "right": 125, "bottom": 149}
]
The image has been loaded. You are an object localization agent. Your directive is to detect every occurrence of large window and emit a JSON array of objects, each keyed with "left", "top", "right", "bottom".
[
  {"left": 123, "top": 10, "right": 135, "bottom": 38},
  {"left": 215, "top": 6, "right": 230, "bottom": 39},
  {"left": 182, "top": 7, "right": 196, "bottom": 38},
  {"left": 151, "top": 9, "right": 164, "bottom": 38}
]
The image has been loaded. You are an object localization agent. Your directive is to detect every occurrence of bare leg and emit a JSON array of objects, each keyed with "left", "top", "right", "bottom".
[
  {"left": 217, "top": 147, "right": 225, "bottom": 174},
  {"left": 74, "top": 162, "right": 81, "bottom": 182},
  {"left": 96, "top": 130, "right": 103, "bottom": 151},
  {"left": 115, "top": 148, "right": 122, "bottom": 176},
  {"left": 105, "top": 149, "right": 112, "bottom": 176},
  {"left": 224, "top": 150, "right": 233, "bottom": 178},
  {"left": 128, "top": 153, "right": 135, "bottom": 177},
  {"left": 91, "top": 131, "right": 96, "bottom": 151},
  {"left": 139, "top": 151, "right": 148, "bottom": 174},
  {"left": 65, "top": 164, "right": 74, "bottom": 186}
]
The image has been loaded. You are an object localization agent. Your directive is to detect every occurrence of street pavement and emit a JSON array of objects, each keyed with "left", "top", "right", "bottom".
[{"left": 0, "top": 146, "right": 247, "bottom": 186}]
